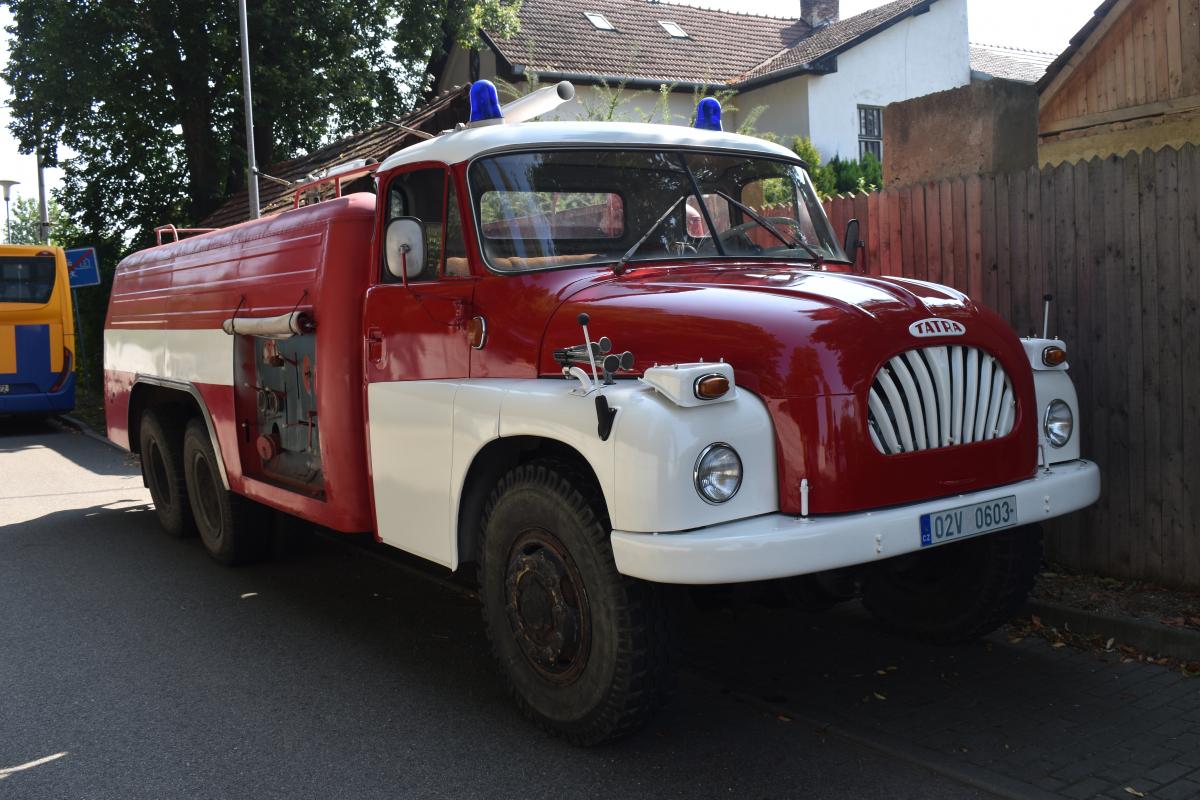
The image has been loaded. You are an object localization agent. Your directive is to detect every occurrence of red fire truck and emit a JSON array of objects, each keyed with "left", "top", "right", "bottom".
[{"left": 105, "top": 82, "right": 1099, "bottom": 745}]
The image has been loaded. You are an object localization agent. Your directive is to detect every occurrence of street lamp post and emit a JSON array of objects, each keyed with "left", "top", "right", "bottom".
[
  {"left": 0, "top": 180, "right": 19, "bottom": 243},
  {"left": 238, "top": 0, "right": 260, "bottom": 220}
]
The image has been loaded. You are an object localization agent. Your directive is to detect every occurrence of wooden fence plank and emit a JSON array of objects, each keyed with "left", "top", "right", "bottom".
[
  {"left": 981, "top": 175, "right": 998, "bottom": 313},
  {"left": 1136, "top": 148, "right": 1164, "bottom": 582},
  {"left": 1024, "top": 166, "right": 1043, "bottom": 336},
  {"left": 911, "top": 184, "right": 928, "bottom": 282},
  {"left": 926, "top": 181, "right": 944, "bottom": 285},
  {"left": 995, "top": 173, "right": 1013, "bottom": 324},
  {"left": 1178, "top": 143, "right": 1200, "bottom": 587},
  {"left": 1103, "top": 154, "right": 1132, "bottom": 578},
  {"left": 853, "top": 192, "right": 870, "bottom": 273},
  {"left": 867, "top": 190, "right": 882, "bottom": 276},
  {"left": 1120, "top": 152, "right": 1145, "bottom": 582},
  {"left": 1011, "top": 169, "right": 1030, "bottom": 330},
  {"left": 965, "top": 175, "right": 983, "bottom": 299},
  {"left": 951, "top": 178, "right": 968, "bottom": 295},
  {"left": 900, "top": 186, "right": 915, "bottom": 279},
  {"left": 1154, "top": 146, "right": 1184, "bottom": 585},
  {"left": 1084, "top": 157, "right": 1110, "bottom": 575},
  {"left": 887, "top": 188, "right": 904, "bottom": 276},
  {"left": 878, "top": 190, "right": 894, "bottom": 276},
  {"left": 940, "top": 179, "right": 956, "bottom": 290}
]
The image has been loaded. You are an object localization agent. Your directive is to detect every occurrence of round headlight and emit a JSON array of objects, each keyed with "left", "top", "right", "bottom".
[
  {"left": 1044, "top": 400, "right": 1073, "bottom": 448},
  {"left": 694, "top": 443, "right": 742, "bottom": 504}
]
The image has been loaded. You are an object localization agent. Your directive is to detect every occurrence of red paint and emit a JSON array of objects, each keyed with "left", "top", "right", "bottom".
[{"left": 106, "top": 156, "right": 1039, "bottom": 538}]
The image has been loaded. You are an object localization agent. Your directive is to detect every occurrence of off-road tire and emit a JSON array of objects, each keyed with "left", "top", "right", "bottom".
[
  {"left": 139, "top": 410, "right": 195, "bottom": 538},
  {"left": 479, "top": 458, "right": 676, "bottom": 746},
  {"left": 862, "top": 524, "right": 1043, "bottom": 644},
  {"left": 182, "top": 418, "right": 271, "bottom": 565}
]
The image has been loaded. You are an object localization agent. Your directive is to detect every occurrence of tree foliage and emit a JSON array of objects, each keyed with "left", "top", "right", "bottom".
[
  {"left": 789, "top": 136, "right": 883, "bottom": 198},
  {"left": 4, "top": 195, "right": 87, "bottom": 247},
  {"left": 2, "top": 0, "right": 519, "bottom": 246}
]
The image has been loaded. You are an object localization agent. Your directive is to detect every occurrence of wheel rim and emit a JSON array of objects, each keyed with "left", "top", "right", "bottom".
[
  {"left": 146, "top": 441, "right": 170, "bottom": 503},
  {"left": 504, "top": 528, "right": 591, "bottom": 684},
  {"left": 190, "top": 450, "right": 223, "bottom": 542}
]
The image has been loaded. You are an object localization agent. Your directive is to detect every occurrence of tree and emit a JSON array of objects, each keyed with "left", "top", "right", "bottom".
[
  {"left": 2, "top": 0, "right": 520, "bottom": 245},
  {"left": 4, "top": 195, "right": 86, "bottom": 247}
]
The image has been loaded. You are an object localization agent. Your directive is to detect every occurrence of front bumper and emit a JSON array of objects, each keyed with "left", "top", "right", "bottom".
[{"left": 610, "top": 459, "right": 1100, "bottom": 585}]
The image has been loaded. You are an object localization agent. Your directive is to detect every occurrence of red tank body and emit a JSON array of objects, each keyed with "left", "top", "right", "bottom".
[{"left": 105, "top": 194, "right": 377, "bottom": 531}]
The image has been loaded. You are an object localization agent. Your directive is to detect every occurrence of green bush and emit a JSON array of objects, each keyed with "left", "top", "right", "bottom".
[{"left": 789, "top": 137, "right": 883, "bottom": 198}]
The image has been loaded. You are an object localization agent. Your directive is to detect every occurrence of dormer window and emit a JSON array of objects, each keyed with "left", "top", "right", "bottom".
[
  {"left": 659, "top": 21, "right": 689, "bottom": 38},
  {"left": 584, "top": 12, "right": 615, "bottom": 30}
]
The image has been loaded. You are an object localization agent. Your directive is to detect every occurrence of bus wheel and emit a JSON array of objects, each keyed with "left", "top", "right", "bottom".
[
  {"left": 862, "top": 525, "right": 1043, "bottom": 644},
  {"left": 479, "top": 458, "right": 676, "bottom": 746},
  {"left": 182, "top": 418, "right": 270, "bottom": 565},
  {"left": 138, "top": 410, "right": 195, "bottom": 538}
]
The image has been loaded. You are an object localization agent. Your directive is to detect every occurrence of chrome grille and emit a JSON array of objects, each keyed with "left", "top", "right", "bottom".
[{"left": 867, "top": 346, "right": 1016, "bottom": 455}]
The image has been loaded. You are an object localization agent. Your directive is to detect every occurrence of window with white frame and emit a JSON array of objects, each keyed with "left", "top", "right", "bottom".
[
  {"left": 858, "top": 105, "right": 883, "bottom": 161},
  {"left": 584, "top": 12, "right": 615, "bottom": 30},
  {"left": 659, "top": 20, "right": 689, "bottom": 38}
]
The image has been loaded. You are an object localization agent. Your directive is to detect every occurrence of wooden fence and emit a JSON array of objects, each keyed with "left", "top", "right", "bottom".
[{"left": 823, "top": 145, "right": 1200, "bottom": 588}]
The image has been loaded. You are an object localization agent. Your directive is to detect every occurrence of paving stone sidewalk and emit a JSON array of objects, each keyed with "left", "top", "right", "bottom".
[{"left": 687, "top": 602, "right": 1200, "bottom": 800}]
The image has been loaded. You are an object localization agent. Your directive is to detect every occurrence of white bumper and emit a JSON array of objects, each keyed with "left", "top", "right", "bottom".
[{"left": 610, "top": 459, "right": 1100, "bottom": 585}]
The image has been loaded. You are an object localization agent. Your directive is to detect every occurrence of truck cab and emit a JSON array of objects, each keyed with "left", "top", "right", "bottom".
[{"left": 105, "top": 82, "right": 1099, "bottom": 745}]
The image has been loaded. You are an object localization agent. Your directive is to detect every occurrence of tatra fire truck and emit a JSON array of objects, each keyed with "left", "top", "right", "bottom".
[{"left": 105, "top": 82, "right": 1100, "bottom": 744}]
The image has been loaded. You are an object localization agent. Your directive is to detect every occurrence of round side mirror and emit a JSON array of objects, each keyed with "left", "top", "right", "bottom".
[{"left": 385, "top": 217, "right": 425, "bottom": 281}]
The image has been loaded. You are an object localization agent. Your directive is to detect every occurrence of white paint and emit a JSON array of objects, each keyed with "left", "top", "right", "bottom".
[
  {"left": 640, "top": 362, "right": 735, "bottom": 407},
  {"left": 611, "top": 458, "right": 1101, "bottom": 584},
  {"left": 367, "top": 380, "right": 460, "bottom": 566},
  {"left": 804, "top": 0, "right": 970, "bottom": 160},
  {"left": 1032, "top": 368, "right": 1081, "bottom": 463},
  {"left": 366, "top": 376, "right": 779, "bottom": 569},
  {"left": 104, "top": 328, "right": 233, "bottom": 386},
  {"left": 1020, "top": 336, "right": 1069, "bottom": 371},
  {"left": 376, "top": 121, "right": 800, "bottom": 174}
]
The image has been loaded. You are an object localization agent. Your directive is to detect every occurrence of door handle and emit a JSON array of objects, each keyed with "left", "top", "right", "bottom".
[{"left": 366, "top": 326, "right": 384, "bottom": 364}]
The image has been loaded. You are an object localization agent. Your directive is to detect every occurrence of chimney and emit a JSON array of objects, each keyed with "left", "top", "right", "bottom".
[{"left": 801, "top": 0, "right": 839, "bottom": 27}]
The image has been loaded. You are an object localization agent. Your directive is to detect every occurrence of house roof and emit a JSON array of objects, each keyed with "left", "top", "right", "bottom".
[
  {"left": 735, "top": 0, "right": 938, "bottom": 84},
  {"left": 199, "top": 87, "right": 468, "bottom": 229},
  {"left": 484, "top": 0, "right": 942, "bottom": 89},
  {"left": 1036, "top": 0, "right": 1120, "bottom": 93},
  {"left": 969, "top": 43, "right": 1057, "bottom": 84}
]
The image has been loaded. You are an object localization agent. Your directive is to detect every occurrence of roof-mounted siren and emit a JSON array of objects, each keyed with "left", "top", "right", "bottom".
[
  {"left": 694, "top": 97, "right": 723, "bottom": 131},
  {"left": 468, "top": 79, "right": 577, "bottom": 127}
]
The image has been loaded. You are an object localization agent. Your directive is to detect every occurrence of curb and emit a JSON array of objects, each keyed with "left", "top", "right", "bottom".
[
  {"left": 1027, "top": 598, "right": 1200, "bottom": 662},
  {"left": 55, "top": 414, "right": 124, "bottom": 452}
]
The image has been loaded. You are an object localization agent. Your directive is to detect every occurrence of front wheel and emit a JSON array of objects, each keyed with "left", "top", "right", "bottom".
[
  {"left": 182, "top": 418, "right": 271, "bottom": 565},
  {"left": 479, "top": 459, "right": 676, "bottom": 746},
  {"left": 861, "top": 525, "right": 1043, "bottom": 643}
]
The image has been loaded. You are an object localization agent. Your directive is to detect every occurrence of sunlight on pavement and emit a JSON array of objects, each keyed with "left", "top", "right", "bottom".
[{"left": 0, "top": 751, "right": 67, "bottom": 780}]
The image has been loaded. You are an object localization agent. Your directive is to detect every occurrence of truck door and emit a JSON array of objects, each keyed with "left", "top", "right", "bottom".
[{"left": 363, "top": 166, "right": 475, "bottom": 566}]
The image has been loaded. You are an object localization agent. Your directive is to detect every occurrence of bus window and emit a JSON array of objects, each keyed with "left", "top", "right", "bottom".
[{"left": 0, "top": 255, "right": 56, "bottom": 304}]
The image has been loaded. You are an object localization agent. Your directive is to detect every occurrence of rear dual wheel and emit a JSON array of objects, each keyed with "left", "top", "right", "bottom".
[
  {"left": 139, "top": 410, "right": 195, "bottom": 538},
  {"left": 182, "top": 419, "right": 271, "bottom": 565},
  {"left": 479, "top": 459, "right": 677, "bottom": 746}
]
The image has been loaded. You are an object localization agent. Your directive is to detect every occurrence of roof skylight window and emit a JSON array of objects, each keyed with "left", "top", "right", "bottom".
[
  {"left": 584, "top": 12, "right": 616, "bottom": 31},
  {"left": 659, "top": 21, "right": 689, "bottom": 38}
]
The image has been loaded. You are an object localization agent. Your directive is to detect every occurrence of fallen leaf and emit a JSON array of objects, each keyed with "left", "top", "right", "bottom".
[
  {"left": 1031, "top": 615, "right": 1043, "bottom": 629},
  {"left": 240, "top": 592, "right": 258, "bottom": 599},
  {"left": 873, "top": 692, "right": 887, "bottom": 701},
  {"left": 1164, "top": 617, "right": 1186, "bottom": 627},
  {"left": 1124, "top": 787, "right": 1145, "bottom": 797},
  {"left": 1009, "top": 637, "right": 1024, "bottom": 644},
  {"left": 1105, "top": 638, "right": 1115, "bottom": 650},
  {"left": 876, "top": 670, "right": 888, "bottom": 676},
  {"left": 886, "top": 666, "right": 898, "bottom": 672},
  {"left": 776, "top": 713, "right": 792, "bottom": 723},
  {"left": 1052, "top": 642, "right": 1067, "bottom": 649},
  {"left": 1188, "top": 616, "right": 1200, "bottom": 627}
]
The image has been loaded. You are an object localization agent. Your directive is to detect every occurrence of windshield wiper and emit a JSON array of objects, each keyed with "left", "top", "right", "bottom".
[
  {"left": 613, "top": 193, "right": 688, "bottom": 275},
  {"left": 714, "top": 190, "right": 825, "bottom": 266}
]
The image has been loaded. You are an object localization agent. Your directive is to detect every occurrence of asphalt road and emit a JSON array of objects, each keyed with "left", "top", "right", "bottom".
[{"left": 0, "top": 420, "right": 1004, "bottom": 799}]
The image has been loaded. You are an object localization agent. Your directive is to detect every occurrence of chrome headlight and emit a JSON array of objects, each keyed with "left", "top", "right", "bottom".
[
  {"left": 694, "top": 443, "right": 742, "bottom": 504},
  {"left": 1044, "top": 400, "right": 1073, "bottom": 448}
]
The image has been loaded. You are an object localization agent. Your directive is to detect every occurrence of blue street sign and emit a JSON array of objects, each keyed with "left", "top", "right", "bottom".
[{"left": 65, "top": 247, "right": 101, "bottom": 288}]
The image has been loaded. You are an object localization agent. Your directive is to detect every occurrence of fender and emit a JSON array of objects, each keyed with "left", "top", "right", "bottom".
[
  {"left": 131, "top": 375, "right": 231, "bottom": 489},
  {"left": 366, "top": 377, "right": 778, "bottom": 569}
]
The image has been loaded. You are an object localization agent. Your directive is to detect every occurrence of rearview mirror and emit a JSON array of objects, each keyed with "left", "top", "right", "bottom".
[
  {"left": 843, "top": 218, "right": 863, "bottom": 268},
  {"left": 385, "top": 217, "right": 425, "bottom": 283}
]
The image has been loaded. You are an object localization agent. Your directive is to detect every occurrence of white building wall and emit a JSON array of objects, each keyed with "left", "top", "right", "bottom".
[
  {"left": 804, "top": 0, "right": 969, "bottom": 161},
  {"left": 733, "top": 79, "right": 811, "bottom": 143}
]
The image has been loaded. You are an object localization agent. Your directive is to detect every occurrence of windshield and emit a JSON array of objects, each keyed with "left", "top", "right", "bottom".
[
  {"left": 469, "top": 149, "right": 847, "bottom": 273},
  {"left": 0, "top": 256, "right": 56, "bottom": 304}
]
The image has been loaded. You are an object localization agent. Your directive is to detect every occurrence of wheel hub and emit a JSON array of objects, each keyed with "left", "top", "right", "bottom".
[{"left": 504, "top": 531, "right": 589, "bottom": 683}]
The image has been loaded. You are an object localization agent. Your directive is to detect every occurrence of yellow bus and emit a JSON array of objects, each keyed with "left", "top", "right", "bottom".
[{"left": 0, "top": 244, "right": 76, "bottom": 415}]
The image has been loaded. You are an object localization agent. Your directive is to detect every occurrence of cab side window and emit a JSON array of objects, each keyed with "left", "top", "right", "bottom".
[
  {"left": 386, "top": 168, "right": 446, "bottom": 283},
  {"left": 444, "top": 182, "right": 470, "bottom": 277}
]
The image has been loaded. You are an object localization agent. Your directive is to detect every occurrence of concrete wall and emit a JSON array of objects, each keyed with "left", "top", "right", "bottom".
[
  {"left": 805, "top": 0, "right": 970, "bottom": 161},
  {"left": 884, "top": 78, "right": 1038, "bottom": 185}
]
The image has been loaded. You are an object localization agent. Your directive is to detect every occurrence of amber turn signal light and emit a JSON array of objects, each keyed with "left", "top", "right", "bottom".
[
  {"left": 1042, "top": 346, "right": 1067, "bottom": 367},
  {"left": 694, "top": 373, "right": 730, "bottom": 400}
]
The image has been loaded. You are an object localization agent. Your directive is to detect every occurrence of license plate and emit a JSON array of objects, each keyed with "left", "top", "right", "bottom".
[
  {"left": 0, "top": 385, "right": 8, "bottom": 394},
  {"left": 920, "top": 495, "right": 1017, "bottom": 548}
]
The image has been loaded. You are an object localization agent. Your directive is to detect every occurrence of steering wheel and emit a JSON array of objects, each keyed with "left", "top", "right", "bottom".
[{"left": 718, "top": 216, "right": 807, "bottom": 251}]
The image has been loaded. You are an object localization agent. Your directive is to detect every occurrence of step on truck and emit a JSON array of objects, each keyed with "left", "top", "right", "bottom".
[{"left": 104, "top": 82, "right": 1100, "bottom": 745}]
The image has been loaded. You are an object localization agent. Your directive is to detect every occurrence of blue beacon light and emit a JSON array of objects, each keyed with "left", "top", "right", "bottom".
[
  {"left": 469, "top": 80, "right": 504, "bottom": 125},
  {"left": 694, "top": 97, "right": 722, "bottom": 131}
]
